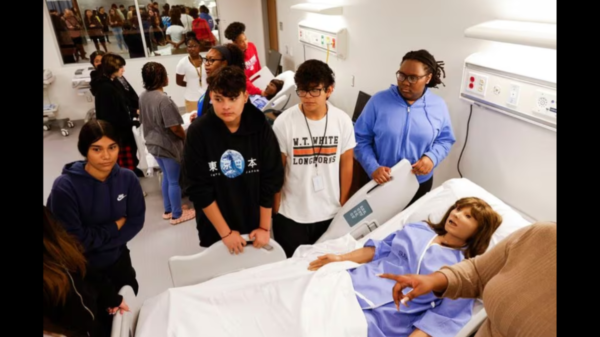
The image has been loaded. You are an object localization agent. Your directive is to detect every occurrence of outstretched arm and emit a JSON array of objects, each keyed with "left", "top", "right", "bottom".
[
  {"left": 308, "top": 229, "right": 401, "bottom": 271},
  {"left": 308, "top": 247, "right": 375, "bottom": 271}
]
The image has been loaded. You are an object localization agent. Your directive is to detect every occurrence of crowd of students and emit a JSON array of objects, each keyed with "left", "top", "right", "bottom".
[{"left": 44, "top": 13, "right": 503, "bottom": 335}]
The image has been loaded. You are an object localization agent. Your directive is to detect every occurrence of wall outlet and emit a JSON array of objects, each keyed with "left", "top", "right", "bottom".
[
  {"left": 507, "top": 84, "right": 520, "bottom": 106},
  {"left": 466, "top": 72, "right": 488, "bottom": 97},
  {"left": 279, "top": 22, "right": 283, "bottom": 30},
  {"left": 350, "top": 75, "right": 355, "bottom": 87},
  {"left": 532, "top": 90, "right": 557, "bottom": 117}
]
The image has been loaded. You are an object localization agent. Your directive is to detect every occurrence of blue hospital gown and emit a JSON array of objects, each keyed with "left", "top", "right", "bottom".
[{"left": 347, "top": 223, "right": 473, "bottom": 337}]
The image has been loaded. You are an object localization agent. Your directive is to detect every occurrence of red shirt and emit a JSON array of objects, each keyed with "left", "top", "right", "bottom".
[
  {"left": 192, "top": 18, "right": 216, "bottom": 46},
  {"left": 244, "top": 42, "right": 262, "bottom": 95}
]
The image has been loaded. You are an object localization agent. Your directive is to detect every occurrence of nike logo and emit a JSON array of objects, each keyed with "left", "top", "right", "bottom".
[{"left": 117, "top": 194, "right": 126, "bottom": 201}]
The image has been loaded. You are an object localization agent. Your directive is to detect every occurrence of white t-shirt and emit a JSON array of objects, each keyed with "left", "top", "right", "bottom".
[
  {"left": 181, "top": 14, "right": 194, "bottom": 32},
  {"left": 166, "top": 25, "right": 186, "bottom": 47},
  {"left": 176, "top": 56, "right": 208, "bottom": 101},
  {"left": 273, "top": 102, "right": 356, "bottom": 223}
]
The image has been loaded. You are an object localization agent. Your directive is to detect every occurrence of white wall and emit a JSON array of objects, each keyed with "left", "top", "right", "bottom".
[
  {"left": 43, "top": 0, "right": 265, "bottom": 119},
  {"left": 276, "top": 0, "right": 556, "bottom": 221},
  {"left": 216, "top": 0, "right": 266, "bottom": 63}
]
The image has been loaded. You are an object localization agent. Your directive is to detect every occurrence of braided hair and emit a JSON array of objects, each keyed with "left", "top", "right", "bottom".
[
  {"left": 141, "top": 62, "right": 168, "bottom": 90},
  {"left": 401, "top": 50, "right": 446, "bottom": 88}
]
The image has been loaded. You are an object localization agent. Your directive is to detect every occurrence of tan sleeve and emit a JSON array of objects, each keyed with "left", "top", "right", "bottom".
[{"left": 439, "top": 225, "right": 532, "bottom": 299}]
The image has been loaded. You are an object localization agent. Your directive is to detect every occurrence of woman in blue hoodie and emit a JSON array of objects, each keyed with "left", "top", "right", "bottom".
[
  {"left": 354, "top": 50, "right": 455, "bottom": 206},
  {"left": 47, "top": 119, "right": 145, "bottom": 301}
]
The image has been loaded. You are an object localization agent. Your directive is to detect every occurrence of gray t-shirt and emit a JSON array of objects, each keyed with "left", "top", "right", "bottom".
[{"left": 139, "top": 90, "right": 184, "bottom": 163}]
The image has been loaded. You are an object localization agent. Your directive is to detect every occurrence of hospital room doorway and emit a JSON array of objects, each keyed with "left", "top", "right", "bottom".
[{"left": 266, "top": 0, "right": 279, "bottom": 51}]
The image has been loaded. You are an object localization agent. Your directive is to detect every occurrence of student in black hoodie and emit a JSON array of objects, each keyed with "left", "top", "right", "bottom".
[
  {"left": 89, "top": 50, "right": 106, "bottom": 96},
  {"left": 184, "top": 66, "right": 283, "bottom": 253},
  {"left": 43, "top": 205, "right": 129, "bottom": 337},
  {"left": 94, "top": 53, "right": 140, "bottom": 172}
]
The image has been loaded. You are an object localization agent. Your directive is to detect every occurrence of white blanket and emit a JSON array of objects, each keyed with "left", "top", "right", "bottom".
[{"left": 135, "top": 236, "right": 367, "bottom": 337}]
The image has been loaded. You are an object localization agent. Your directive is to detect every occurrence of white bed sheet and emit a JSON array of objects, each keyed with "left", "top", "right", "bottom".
[
  {"left": 135, "top": 236, "right": 367, "bottom": 337},
  {"left": 135, "top": 178, "right": 532, "bottom": 337}
]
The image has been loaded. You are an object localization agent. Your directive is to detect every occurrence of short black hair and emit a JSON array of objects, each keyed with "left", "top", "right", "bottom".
[
  {"left": 78, "top": 119, "right": 120, "bottom": 157},
  {"left": 401, "top": 49, "right": 446, "bottom": 88},
  {"left": 225, "top": 43, "right": 246, "bottom": 70},
  {"left": 266, "top": 79, "right": 284, "bottom": 100},
  {"left": 142, "top": 62, "right": 168, "bottom": 90},
  {"left": 186, "top": 31, "right": 200, "bottom": 45},
  {"left": 119, "top": 5, "right": 125, "bottom": 8},
  {"left": 89, "top": 50, "right": 106, "bottom": 67},
  {"left": 189, "top": 7, "right": 198, "bottom": 19},
  {"left": 210, "top": 44, "right": 246, "bottom": 70},
  {"left": 207, "top": 66, "right": 247, "bottom": 99},
  {"left": 101, "top": 53, "right": 126, "bottom": 77},
  {"left": 271, "top": 79, "right": 284, "bottom": 92},
  {"left": 200, "top": 5, "right": 209, "bottom": 14},
  {"left": 224, "top": 22, "right": 245, "bottom": 41},
  {"left": 169, "top": 8, "right": 183, "bottom": 26},
  {"left": 294, "top": 59, "right": 335, "bottom": 91}
]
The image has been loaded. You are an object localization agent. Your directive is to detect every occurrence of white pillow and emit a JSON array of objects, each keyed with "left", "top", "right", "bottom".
[{"left": 363, "top": 178, "right": 532, "bottom": 251}]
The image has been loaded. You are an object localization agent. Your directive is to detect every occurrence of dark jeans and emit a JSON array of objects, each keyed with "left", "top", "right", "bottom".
[
  {"left": 405, "top": 177, "right": 433, "bottom": 209},
  {"left": 94, "top": 248, "right": 138, "bottom": 337},
  {"left": 273, "top": 213, "right": 333, "bottom": 258}
]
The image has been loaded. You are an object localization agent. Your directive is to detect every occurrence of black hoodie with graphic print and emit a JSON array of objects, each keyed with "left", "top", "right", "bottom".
[{"left": 184, "top": 102, "right": 284, "bottom": 247}]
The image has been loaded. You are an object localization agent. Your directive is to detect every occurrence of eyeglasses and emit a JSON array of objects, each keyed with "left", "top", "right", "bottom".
[
  {"left": 296, "top": 88, "right": 326, "bottom": 97},
  {"left": 203, "top": 57, "right": 224, "bottom": 65},
  {"left": 396, "top": 71, "right": 428, "bottom": 84}
]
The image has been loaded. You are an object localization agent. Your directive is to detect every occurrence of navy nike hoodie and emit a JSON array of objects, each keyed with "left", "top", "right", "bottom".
[{"left": 46, "top": 161, "right": 145, "bottom": 269}]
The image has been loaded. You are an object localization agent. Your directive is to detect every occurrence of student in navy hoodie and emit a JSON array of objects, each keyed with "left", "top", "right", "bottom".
[
  {"left": 47, "top": 119, "right": 145, "bottom": 300},
  {"left": 354, "top": 50, "right": 456, "bottom": 207},
  {"left": 183, "top": 66, "right": 283, "bottom": 253}
]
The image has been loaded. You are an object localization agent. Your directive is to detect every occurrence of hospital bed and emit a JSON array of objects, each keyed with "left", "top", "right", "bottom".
[
  {"left": 70, "top": 67, "right": 97, "bottom": 123},
  {"left": 261, "top": 70, "right": 299, "bottom": 114},
  {"left": 72, "top": 66, "right": 95, "bottom": 104},
  {"left": 44, "top": 69, "right": 74, "bottom": 136},
  {"left": 122, "top": 170, "right": 532, "bottom": 337},
  {"left": 168, "top": 234, "right": 287, "bottom": 287},
  {"left": 249, "top": 67, "right": 275, "bottom": 91}
]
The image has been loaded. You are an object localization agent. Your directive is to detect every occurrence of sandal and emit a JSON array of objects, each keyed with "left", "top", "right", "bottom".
[
  {"left": 170, "top": 208, "right": 196, "bottom": 225},
  {"left": 163, "top": 205, "right": 190, "bottom": 220}
]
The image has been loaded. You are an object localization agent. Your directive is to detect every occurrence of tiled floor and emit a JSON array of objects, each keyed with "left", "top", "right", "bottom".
[{"left": 43, "top": 121, "right": 202, "bottom": 319}]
